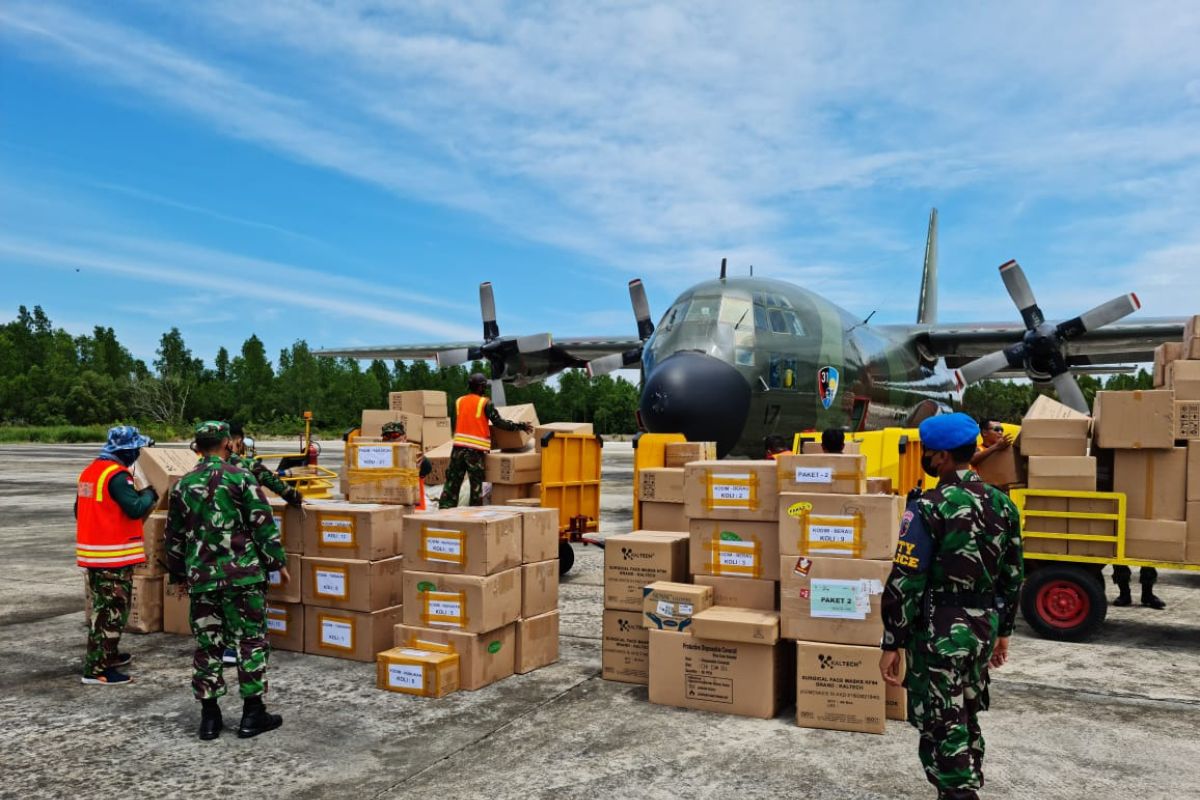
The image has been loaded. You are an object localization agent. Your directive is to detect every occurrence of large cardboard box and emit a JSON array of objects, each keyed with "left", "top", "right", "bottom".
[
  {"left": 1169, "top": 360, "right": 1200, "bottom": 402},
  {"left": 775, "top": 453, "right": 867, "bottom": 495},
  {"left": 401, "top": 508, "right": 521, "bottom": 575},
  {"left": 603, "top": 531, "right": 689, "bottom": 611},
  {"left": 684, "top": 460, "right": 779, "bottom": 522},
  {"left": 779, "top": 556, "right": 890, "bottom": 646},
  {"left": 300, "top": 555, "right": 404, "bottom": 612},
  {"left": 778, "top": 492, "right": 902, "bottom": 561},
  {"left": 1114, "top": 448, "right": 1187, "bottom": 521},
  {"left": 132, "top": 447, "right": 197, "bottom": 510},
  {"left": 422, "top": 417, "right": 452, "bottom": 451},
  {"left": 402, "top": 568, "right": 522, "bottom": 633},
  {"left": 642, "top": 582, "right": 714, "bottom": 632},
  {"left": 521, "top": 560, "right": 559, "bottom": 618},
  {"left": 1184, "top": 315, "right": 1200, "bottom": 360},
  {"left": 795, "top": 641, "right": 887, "bottom": 734},
  {"left": 1176, "top": 401, "right": 1200, "bottom": 440},
  {"left": 1125, "top": 519, "right": 1186, "bottom": 562},
  {"left": 470, "top": 505, "right": 557, "bottom": 563},
  {"left": 648, "top": 630, "right": 785, "bottom": 719},
  {"left": 1187, "top": 503, "right": 1200, "bottom": 564},
  {"left": 491, "top": 404, "right": 540, "bottom": 451},
  {"left": 305, "top": 605, "right": 404, "bottom": 662},
  {"left": 1093, "top": 390, "right": 1175, "bottom": 449},
  {"left": 489, "top": 483, "right": 535, "bottom": 505},
  {"left": 424, "top": 442, "right": 454, "bottom": 486},
  {"left": 301, "top": 502, "right": 405, "bottom": 561},
  {"left": 266, "top": 602, "right": 305, "bottom": 652},
  {"left": 393, "top": 623, "right": 516, "bottom": 691},
  {"left": 800, "top": 440, "right": 861, "bottom": 455},
  {"left": 1189, "top": 442, "right": 1200, "bottom": 502},
  {"left": 639, "top": 501, "right": 689, "bottom": 532},
  {"left": 344, "top": 441, "right": 421, "bottom": 505},
  {"left": 361, "top": 409, "right": 423, "bottom": 442},
  {"left": 1154, "top": 342, "right": 1183, "bottom": 388},
  {"left": 691, "top": 607, "right": 780, "bottom": 645},
  {"left": 136, "top": 512, "right": 167, "bottom": 578},
  {"left": 376, "top": 646, "right": 459, "bottom": 697},
  {"left": 162, "top": 580, "right": 190, "bottom": 635},
  {"left": 1018, "top": 418, "right": 1090, "bottom": 458},
  {"left": 973, "top": 445, "right": 1027, "bottom": 487},
  {"left": 266, "top": 552, "right": 302, "bottom": 603},
  {"left": 534, "top": 422, "right": 594, "bottom": 452},
  {"left": 639, "top": 468, "right": 686, "bottom": 503},
  {"left": 485, "top": 451, "right": 542, "bottom": 484},
  {"left": 390, "top": 390, "right": 449, "bottom": 418},
  {"left": 266, "top": 497, "right": 304, "bottom": 553},
  {"left": 689, "top": 519, "right": 780, "bottom": 581},
  {"left": 1025, "top": 393, "right": 1091, "bottom": 421},
  {"left": 693, "top": 575, "right": 778, "bottom": 611},
  {"left": 1025, "top": 456, "right": 1097, "bottom": 556},
  {"left": 602, "top": 608, "right": 650, "bottom": 684},
  {"left": 664, "top": 441, "right": 717, "bottom": 468},
  {"left": 515, "top": 610, "right": 559, "bottom": 673}
]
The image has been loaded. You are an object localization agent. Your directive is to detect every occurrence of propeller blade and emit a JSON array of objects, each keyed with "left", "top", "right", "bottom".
[
  {"left": 490, "top": 378, "right": 507, "bottom": 406},
  {"left": 1056, "top": 293, "right": 1141, "bottom": 339},
  {"left": 629, "top": 279, "right": 654, "bottom": 341},
  {"left": 586, "top": 353, "right": 625, "bottom": 378},
  {"left": 998, "top": 260, "right": 1044, "bottom": 329},
  {"left": 437, "top": 348, "right": 471, "bottom": 368},
  {"left": 516, "top": 333, "right": 553, "bottom": 353},
  {"left": 1051, "top": 371, "right": 1089, "bottom": 414},
  {"left": 480, "top": 282, "right": 500, "bottom": 342},
  {"left": 957, "top": 348, "right": 1021, "bottom": 385}
]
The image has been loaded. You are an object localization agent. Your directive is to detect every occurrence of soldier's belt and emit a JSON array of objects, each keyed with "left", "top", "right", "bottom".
[{"left": 931, "top": 591, "right": 996, "bottom": 608}]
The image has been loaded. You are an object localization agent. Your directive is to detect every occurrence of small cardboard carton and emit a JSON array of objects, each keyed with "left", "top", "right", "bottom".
[
  {"left": 603, "top": 531, "right": 689, "bottom": 611},
  {"left": 1125, "top": 519, "right": 1186, "bottom": 563},
  {"left": 775, "top": 453, "right": 868, "bottom": 495},
  {"left": 132, "top": 447, "right": 198, "bottom": 510},
  {"left": 402, "top": 568, "right": 522, "bottom": 634},
  {"left": 489, "top": 483, "right": 536, "bottom": 505},
  {"left": 390, "top": 390, "right": 449, "bottom": 418},
  {"left": 689, "top": 519, "right": 780, "bottom": 581},
  {"left": 1018, "top": 399, "right": 1092, "bottom": 457},
  {"left": 300, "top": 555, "right": 404, "bottom": 612},
  {"left": 376, "top": 646, "right": 460, "bottom": 697},
  {"left": 266, "top": 552, "right": 302, "bottom": 603},
  {"left": 162, "top": 580, "right": 190, "bottom": 635},
  {"left": 301, "top": 502, "right": 406, "bottom": 561},
  {"left": 344, "top": 441, "right": 421, "bottom": 505},
  {"left": 974, "top": 445, "right": 1028, "bottom": 486},
  {"left": 423, "top": 441, "right": 454, "bottom": 486},
  {"left": 778, "top": 556, "right": 890, "bottom": 646},
  {"left": 1184, "top": 315, "right": 1200, "bottom": 360},
  {"left": 693, "top": 575, "right": 778, "bottom": 611},
  {"left": 642, "top": 582, "right": 714, "bottom": 632},
  {"left": 535, "top": 422, "right": 594, "bottom": 452},
  {"left": 778, "top": 492, "right": 902, "bottom": 561},
  {"left": 401, "top": 508, "right": 522, "bottom": 575},
  {"left": 1093, "top": 390, "right": 1175, "bottom": 449},
  {"left": 515, "top": 610, "right": 559, "bottom": 673},
  {"left": 1025, "top": 394, "right": 1091, "bottom": 421},
  {"left": 691, "top": 607, "right": 780, "bottom": 646},
  {"left": 795, "top": 641, "right": 887, "bottom": 734},
  {"left": 393, "top": 623, "right": 516, "bottom": 691},
  {"left": 639, "top": 501, "right": 689, "bottom": 532},
  {"left": 491, "top": 404, "right": 540, "bottom": 451},
  {"left": 266, "top": 602, "right": 305, "bottom": 653},
  {"left": 136, "top": 512, "right": 167, "bottom": 578},
  {"left": 801, "top": 440, "right": 861, "bottom": 455},
  {"left": 1024, "top": 456, "right": 1097, "bottom": 556},
  {"left": 1154, "top": 342, "right": 1183, "bottom": 388},
  {"left": 361, "top": 410, "right": 424, "bottom": 442},
  {"left": 602, "top": 608, "right": 649, "bottom": 684},
  {"left": 484, "top": 451, "right": 542, "bottom": 484},
  {"left": 865, "top": 477, "right": 893, "bottom": 495},
  {"left": 684, "top": 460, "right": 780, "bottom": 522},
  {"left": 1176, "top": 401, "right": 1200, "bottom": 440},
  {"left": 1114, "top": 448, "right": 1187, "bottom": 521},
  {"left": 521, "top": 560, "right": 559, "bottom": 618},
  {"left": 1171, "top": 360, "right": 1200, "bottom": 402},
  {"left": 648, "top": 630, "right": 786, "bottom": 719},
  {"left": 305, "top": 605, "right": 403, "bottom": 662},
  {"left": 664, "top": 441, "right": 717, "bottom": 468},
  {"left": 639, "top": 468, "right": 686, "bottom": 503},
  {"left": 266, "top": 497, "right": 304, "bottom": 553}
]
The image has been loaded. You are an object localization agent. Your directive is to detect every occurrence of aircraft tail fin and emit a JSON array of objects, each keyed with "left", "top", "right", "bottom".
[{"left": 916, "top": 208, "right": 938, "bottom": 325}]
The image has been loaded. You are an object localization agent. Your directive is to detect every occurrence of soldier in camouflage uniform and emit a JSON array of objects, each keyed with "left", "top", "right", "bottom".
[
  {"left": 228, "top": 421, "right": 304, "bottom": 507},
  {"left": 165, "top": 421, "right": 288, "bottom": 741},
  {"left": 881, "top": 413, "right": 1024, "bottom": 800},
  {"left": 439, "top": 373, "right": 533, "bottom": 508}
]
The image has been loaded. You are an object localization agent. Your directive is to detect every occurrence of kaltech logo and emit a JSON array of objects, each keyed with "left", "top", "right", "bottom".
[
  {"left": 817, "top": 366, "right": 840, "bottom": 410},
  {"left": 818, "top": 653, "right": 863, "bottom": 670},
  {"left": 621, "top": 547, "right": 653, "bottom": 561},
  {"left": 617, "top": 618, "right": 635, "bottom": 632}
]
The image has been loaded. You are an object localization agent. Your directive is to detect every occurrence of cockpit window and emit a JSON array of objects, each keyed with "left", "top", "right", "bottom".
[
  {"left": 685, "top": 296, "right": 722, "bottom": 322},
  {"left": 658, "top": 299, "right": 690, "bottom": 332},
  {"left": 756, "top": 298, "right": 805, "bottom": 336}
]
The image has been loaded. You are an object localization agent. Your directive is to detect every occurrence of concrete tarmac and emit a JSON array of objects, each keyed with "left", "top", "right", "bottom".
[{"left": 2, "top": 442, "right": 1198, "bottom": 800}]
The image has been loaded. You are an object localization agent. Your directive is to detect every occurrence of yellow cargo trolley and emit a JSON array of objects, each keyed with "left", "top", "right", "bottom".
[
  {"left": 1011, "top": 488, "right": 1200, "bottom": 641},
  {"left": 539, "top": 431, "right": 603, "bottom": 575},
  {"left": 273, "top": 412, "right": 337, "bottom": 499}
]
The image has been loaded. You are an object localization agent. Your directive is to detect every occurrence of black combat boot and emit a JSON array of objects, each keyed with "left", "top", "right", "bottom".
[
  {"left": 1141, "top": 587, "right": 1166, "bottom": 610},
  {"left": 198, "top": 698, "right": 222, "bottom": 741},
  {"left": 236, "top": 696, "right": 282, "bottom": 739},
  {"left": 1113, "top": 583, "right": 1132, "bottom": 607}
]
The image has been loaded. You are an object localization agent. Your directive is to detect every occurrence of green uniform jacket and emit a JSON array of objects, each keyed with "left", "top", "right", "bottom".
[{"left": 228, "top": 452, "right": 296, "bottom": 500}]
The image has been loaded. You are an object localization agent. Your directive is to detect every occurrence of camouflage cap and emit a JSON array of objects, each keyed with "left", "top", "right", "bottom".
[
  {"left": 194, "top": 420, "right": 231, "bottom": 444},
  {"left": 381, "top": 420, "right": 407, "bottom": 436},
  {"left": 102, "top": 425, "right": 152, "bottom": 454}
]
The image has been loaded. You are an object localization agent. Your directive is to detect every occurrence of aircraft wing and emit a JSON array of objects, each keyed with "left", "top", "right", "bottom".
[{"left": 313, "top": 336, "right": 640, "bottom": 362}]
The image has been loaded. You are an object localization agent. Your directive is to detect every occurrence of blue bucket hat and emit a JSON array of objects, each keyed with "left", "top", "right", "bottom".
[
  {"left": 919, "top": 413, "right": 980, "bottom": 451},
  {"left": 100, "top": 425, "right": 153, "bottom": 460}
]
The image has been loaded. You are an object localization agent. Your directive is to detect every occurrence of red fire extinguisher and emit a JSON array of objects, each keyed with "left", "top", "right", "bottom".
[
  {"left": 303, "top": 411, "right": 319, "bottom": 466},
  {"left": 307, "top": 440, "right": 319, "bottom": 466}
]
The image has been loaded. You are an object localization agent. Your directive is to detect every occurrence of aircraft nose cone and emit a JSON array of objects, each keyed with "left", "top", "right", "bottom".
[{"left": 639, "top": 351, "right": 751, "bottom": 458}]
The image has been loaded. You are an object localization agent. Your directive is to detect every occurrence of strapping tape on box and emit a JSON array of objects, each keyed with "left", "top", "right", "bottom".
[
  {"left": 419, "top": 526, "right": 468, "bottom": 567},
  {"left": 402, "top": 637, "right": 457, "bottom": 655},
  {"left": 702, "top": 471, "right": 760, "bottom": 511},
  {"left": 705, "top": 531, "right": 764, "bottom": 578},
  {"left": 787, "top": 502, "right": 866, "bottom": 557},
  {"left": 380, "top": 648, "right": 460, "bottom": 697},
  {"left": 421, "top": 589, "right": 468, "bottom": 629},
  {"left": 346, "top": 466, "right": 419, "bottom": 487},
  {"left": 780, "top": 464, "right": 866, "bottom": 486}
]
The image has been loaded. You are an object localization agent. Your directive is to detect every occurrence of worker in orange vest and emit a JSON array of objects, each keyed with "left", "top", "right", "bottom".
[
  {"left": 764, "top": 434, "right": 791, "bottom": 460},
  {"left": 380, "top": 420, "right": 431, "bottom": 510},
  {"left": 438, "top": 373, "right": 533, "bottom": 508},
  {"left": 75, "top": 426, "right": 160, "bottom": 685}
]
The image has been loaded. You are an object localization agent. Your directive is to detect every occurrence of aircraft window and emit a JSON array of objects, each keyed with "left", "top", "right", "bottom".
[
  {"left": 768, "top": 354, "right": 799, "bottom": 390},
  {"left": 685, "top": 296, "right": 721, "bottom": 322},
  {"left": 753, "top": 305, "right": 769, "bottom": 331},
  {"left": 719, "top": 297, "right": 753, "bottom": 329},
  {"left": 767, "top": 308, "right": 805, "bottom": 336},
  {"left": 659, "top": 300, "right": 689, "bottom": 331}
]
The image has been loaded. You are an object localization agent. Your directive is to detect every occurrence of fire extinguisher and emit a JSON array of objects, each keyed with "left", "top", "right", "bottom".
[{"left": 307, "top": 440, "right": 320, "bottom": 466}]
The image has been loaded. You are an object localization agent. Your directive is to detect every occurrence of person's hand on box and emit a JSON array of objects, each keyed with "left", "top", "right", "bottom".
[
  {"left": 989, "top": 636, "right": 1010, "bottom": 668},
  {"left": 521, "top": 422, "right": 534, "bottom": 433},
  {"left": 880, "top": 650, "right": 904, "bottom": 687},
  {"left": 277, "top": 567, "right": 291, "bottom": 586}
]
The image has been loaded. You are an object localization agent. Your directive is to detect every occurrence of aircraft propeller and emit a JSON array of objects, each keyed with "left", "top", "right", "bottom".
[
  {"left": 954, "top": 260, "right": 1140, "bottom": 413},
  {"left": 586, "top": 279, "right": 654, "bottom": 377}
]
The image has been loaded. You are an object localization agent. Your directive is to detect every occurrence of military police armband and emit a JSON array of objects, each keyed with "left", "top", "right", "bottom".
[{"left": 893, "top": 507, "right": 933, "bottom": 573}]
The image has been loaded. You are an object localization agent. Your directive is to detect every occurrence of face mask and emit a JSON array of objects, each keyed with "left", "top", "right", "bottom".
[
  {"left": 115, "top": 449, "right": 140, "bottom": 467},
  {"left": 921, "top": 452, "right": 940, "bottom": 478}
]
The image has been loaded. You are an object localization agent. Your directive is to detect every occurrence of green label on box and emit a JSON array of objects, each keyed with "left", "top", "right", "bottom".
[
  {"left": 809, "top": 579, "right": 866, "bottom": 620},
  {"left": 487, "top": 641, "right": 503, "bottom": 654}
]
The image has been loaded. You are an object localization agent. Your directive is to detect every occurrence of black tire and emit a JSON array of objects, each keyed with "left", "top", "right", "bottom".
[
  {"left": 558, "top": 540, "right": 575, "bottom": 575},
  {"left": 1020, "top": 564, "right": 1107, "bottom": 641}
]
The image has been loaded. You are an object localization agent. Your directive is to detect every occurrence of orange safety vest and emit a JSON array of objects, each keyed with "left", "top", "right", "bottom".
[
  {"left": 453, "top": 394, "right": 492, "bottom": 451},
  {"left": 415, "top": 478, "right": 427, "bottom": 511},
  {"left": 76, "top": 459, "right": 146, "bottom": 569}
]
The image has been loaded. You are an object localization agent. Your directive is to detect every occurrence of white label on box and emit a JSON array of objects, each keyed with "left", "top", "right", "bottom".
[
  {"left": 710, "top": 475, "right": 751, "bottom": 502},
  {"left": 272, "top": 514, "right": 284, "bottom": 531},
  {"left": 357, "top": 446, "right": 394, "bottom": 469},
  {"left": 795, "top": 466, "right": 834, "bottom": 483},
  {"left": 315, "top": 569, "right": 347, "bottom": 598},
  {"left": 387, "top": 663, "right": 424, "bottom": 691},
  {"left": 267, "top": 616, "right": 287, "bottom": 633},
  {"left": 810, "top": 579, "right": 867, "bottom": 620},
  {"left": 320, "top": 516, "right": 354, "bottom": 545},
  {"left": 677, "top": 602, "right": 694, "bottom": 617},
  {"left": 268, "top": 570, "right": 282, "bottom": 587},
  {"left": 424, "top": 530, "right": 463, "bottom": 560},
  {"left": 321, "top": 619, "right": 353, "bottom": 648},
  {"left": 717, "top": 539, "right": 757, "bottom": 569},
  {"left": 427, "top": 599, "right": 463, "bottom": 624}
]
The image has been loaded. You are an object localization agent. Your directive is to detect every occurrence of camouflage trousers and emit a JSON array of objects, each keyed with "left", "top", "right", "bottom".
[
  {"left": 907, "top": 648, "right": 991, "bottom": 800},
  {"left": 189, "top": 584, "right": 269, "bottom": 700},
  {"left": 85, "top": 567, "right": 132, "bottom": 677},
  {"left": 438, "top": 446, "right": 485, "bottom": 508}
]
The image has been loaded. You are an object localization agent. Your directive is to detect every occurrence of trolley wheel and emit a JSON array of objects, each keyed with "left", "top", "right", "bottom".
[
  {"left": 1020, "top": 564, "right": 1107, "bottom": 641},
  {"left": 558, "top": 540, "right": 576, "bottom": 575}
]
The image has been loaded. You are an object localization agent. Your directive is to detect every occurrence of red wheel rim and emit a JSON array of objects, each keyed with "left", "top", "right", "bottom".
[{"left": 1035, "top": 579, "right": 1090, "bottom": 629}]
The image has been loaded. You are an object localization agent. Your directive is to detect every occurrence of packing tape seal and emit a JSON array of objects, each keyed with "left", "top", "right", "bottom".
[
  {"left": 796, "top": 510, "right": 865, "bottom": 557},
  {"left": 706, "top": 533, "right": 763, "bottom": 578},
  {"left": 346, "top": 467, "right": 419, "bottom": 487},
  {"left": 421, "top": 589, "right": 468, "bottom": 629},
  {"left": 702, "top": 471, "right": 760, "bottom": 511},
  {"left": 418, "top": 525, "right": 468, "bottom": 566}
]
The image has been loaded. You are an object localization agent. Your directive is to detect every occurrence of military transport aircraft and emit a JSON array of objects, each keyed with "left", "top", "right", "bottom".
[{"left": 316, "top": 211, "right": 1185, "bottom": 457}]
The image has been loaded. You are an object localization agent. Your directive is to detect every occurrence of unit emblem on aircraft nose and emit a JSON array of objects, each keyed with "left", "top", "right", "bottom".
[{"left": 817, "top": 366, "right": 839, "bottom": 410}]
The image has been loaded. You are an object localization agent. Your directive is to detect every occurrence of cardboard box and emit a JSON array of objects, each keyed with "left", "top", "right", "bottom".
[
  {"left": 266, "top": 497, "right": 304, "bottom": 553},
  {"left": 778, "top": 492, "right": 902, "bottom": 561},
  {"left": 1189, "top": 442, "right": 1200, "bottom": 502},
  {"left": 515, "top": 610, "right": 559, "bottom": 673},
  {"left": 344, "top": 441, "right": 421, "bottom": 505},
  {"left": 402, "top": 568, "right": 522, "bottom": 633},
  {"left": 534, "top": 422, "right": 594, "bottom": 452},
  {"left": 684, "top": 460, "right": 780, "bottom": 522},
  {"left": 693, "top": 575, "right": 778, "bottom": 611},
  {"left": 1154, "top": 342, "right": 1183, "bottom": 388},
  {"left": 136, "top": 512, "right": 167, "bottom": 578},
  {"left": 640, "top": 501, "right": 689, "bottom": 532},
  {"left": 801, "top": 440, "right": 861, "bottom": 455},
  {"left": 642, "top": 582, "right": 714, "bottom": 632},
  {"left": 1187, "top": 502, "right": 1200, "bottom": 564},
  {"left": 639, "top": 468, "right": 686, "bottom": 503},
  {"left": 424, "top": 442, "right": 454, "bottom": 486},
  {"left": 1170, "top": 361, "right": 1200, "bottom": 401},
  {"left": 795, "top": 641, "right": 887, "bottom": 734},
  {"left": 266, "top": 602, "right": 305, "bottom": 652},
  {"left": 376, "top": 646, "right": 460, "bottom": 697},
  {"left": 132, "top": 447, "right": 197, "bottom": 509},
  {"left": 974, "top": 445, "right": 1028, "bottom": 486},
  {"left": 1184, "top": 315, "right": 1200, "bottom": 360},
  {"left": 1025, "top": 393, "right": 1091, "bottom": 421},
  {"left": 779, "top": 556, "right": 890, "bottom": 646},
  {"left": 489, "top": 483, "right": 536, "bottom": 505},
  {"left": 305, "top": 605, "right": 404, "bottom": 662},
  {"left": 866, "top": 477, "right": 893, "bottom": 495},
  {"left": 775, "top": 454, "right": 867, "bottom": 495},
  {"left": 506, "top": 498, "right": 542, "bottom": 508},
  {"left": 1066, "top": 496, "right": 1120, "bottom": 559},
  {"left": 1018, "top": 417, "right": 1091, "bottom": 458},
  {"left": 886, "top": 651, "right": 908, "bottom": 721},
  {"left": 1093, "top": 390, "right": 1175, "bottom": 449},
  {"left": 393, "top": 623, "right": 516, "bottom": 691},
  {"left": 689, "top": 519, "right": 780, "bottom": 580},
  {"left": 1176, "top": 401, "right": 1200, "bottom": 440},
  {"left": 361, "top": 409, "right": 424, "bottom": 442},
  {"left": 1025, "top": 456, "right": 1097, "bottom": 556},
  {"left": 602, "top": 608, "right": 650, "bottom": 684},
  {"left": 491, "top": 404, "right": 540, "bottom": 451},
  {"left": 648, "top": 630, "right": 785, "bottom": 719},
  {"left": 401, "top": 508, "right": 521, "bottom": 575},
  {"left": 266, "top": 552, "right": 302, "bottom": 603},
  {"left": 664, "top": 441, "right": 717, "bottom": 468},
  {"left": 301, "top": 502, "right": 405, "bottom": 561},
  {"left": 691, "top": 607, "right": 780, "bottom": 645},
  {"left": 485, "top": 451, "right": 542, "bottom": 484},
  {"left": 512, "top": 506, "right": 559, "bottom": 563},
  {"left": 1125, "top": 519, "right": 1187, "bottom": 562},
  {"left": 390, "top": 390, "right": 449, "bottom": 418},
  {"left": 1114, "top": 448, "right": 1187, "bottom": 521},
  {"left": 422, "top": 417, "right": 452, "bottom": 451},
  {"left": 521, "top": 560, "right": 559, "bottom": 618},
  {"left": 603, "top": 531, "right": 689, "bottom": 611},
  {"left": 162, "top": 580, "right": 190, "bottom": 635},
  {"left": 300, "top": 555, "right": 404, "bottom": 612}
]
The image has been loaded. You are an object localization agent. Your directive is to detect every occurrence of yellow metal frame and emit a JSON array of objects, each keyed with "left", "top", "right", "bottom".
[
  {"left": 631, "top": 432, "right": 687, "bottom": 530},
  {"left": 272, "top": 411, "right": 336, "bottom": 499},
  {"left": 539, "top": 432, "right": 603, "bottom": 540}
]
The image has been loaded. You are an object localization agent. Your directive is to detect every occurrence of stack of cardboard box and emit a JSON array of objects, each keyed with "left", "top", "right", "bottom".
[
  {"left": 1154, "top": 317, "right": 1200, "bottom": 562},
  {"left": 261, "top": 497, "right": 307, "bottom": 649},
  {"left": 1018, "top": 397, "right": 1096, "bottom": 557},
  {"left": 486, "top": 449, "right": 542, "bottom": 505},
  {"left": 343, "top": 440, "right": 423, "bottom": 505},
  {"left": 635, "top": 442, "right": 715, "bottom": 532}
]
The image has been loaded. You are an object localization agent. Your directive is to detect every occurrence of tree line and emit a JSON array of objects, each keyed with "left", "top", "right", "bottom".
[{"left": 961, "top": 371, "right": 1154, "bottom": 423}]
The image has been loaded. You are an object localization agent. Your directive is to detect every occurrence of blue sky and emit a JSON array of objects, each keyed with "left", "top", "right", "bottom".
[{"left": 2, "top": 1, "right": 1198, "bottom": 368}]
